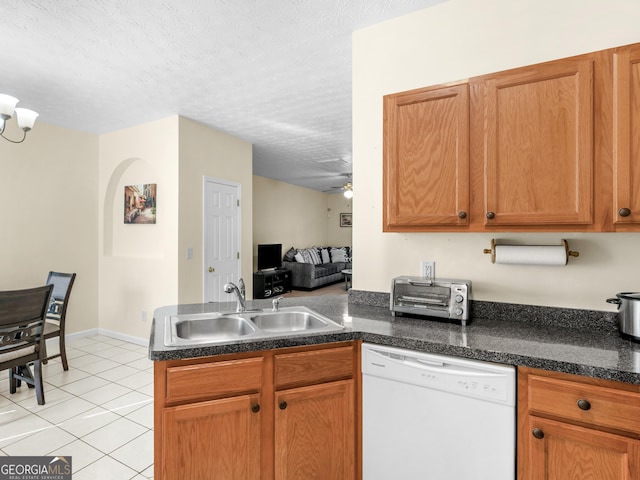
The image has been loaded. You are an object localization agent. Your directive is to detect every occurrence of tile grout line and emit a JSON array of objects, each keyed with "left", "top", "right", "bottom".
[{"left": 0, "top": 334, "right": 154, "bottom": 479}]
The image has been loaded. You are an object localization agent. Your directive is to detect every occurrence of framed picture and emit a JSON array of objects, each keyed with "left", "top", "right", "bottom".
[
  {"left": 124, "top": 183, "right": 157, "bottom": 224},
  {"left": 340, "top": 213, "right": 352, "bottom": 227}
]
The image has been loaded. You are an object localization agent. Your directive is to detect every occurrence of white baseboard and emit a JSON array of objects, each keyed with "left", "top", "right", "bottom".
[
  {"left": 65, "top": 328, "right": 99, "bottom": 340},
  {"left": 64, "top": 328, "right": 149, "bottom": 347},
  {"left": 98, "top": 328, "right": 149, "bottom": 347}
]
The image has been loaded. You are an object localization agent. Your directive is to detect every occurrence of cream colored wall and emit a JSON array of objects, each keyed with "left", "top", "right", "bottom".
[
  {"left": 0, "top": 122, "right": 99, "bottom": 334},
  {"left": 177, "top": 117, "right": 253, "bottom": 303},
  {"left": 253, "top": 176, "right": 330, "bottom": 269},
  {"left": 353, "top": 0, "right": 640, "bottom": 311},
  {"left": 98, "top": 117, "right": 180, "bottom": 340},
  {"left": 327, "top": 194, "right": 352, "bottom": 247}
]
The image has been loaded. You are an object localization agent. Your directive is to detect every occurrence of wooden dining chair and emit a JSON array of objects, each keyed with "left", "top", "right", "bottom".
[
  {"left": 0, "top": 285, "right": 53, "bottom": 405},
  {"left": 43, "top": 271, "right": 76, "bottom": 370}
]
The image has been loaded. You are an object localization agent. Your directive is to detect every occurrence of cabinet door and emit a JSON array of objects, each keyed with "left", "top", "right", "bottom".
[
  {"left": 162, "top": 394, "right": 261, "bottom": 480},
  {"left": 383, "top": 83, "right": 470, "bottom": 230},
  {"left": 482, "top": 58, "right": 593, "bottom": 226},
  {"left": 274, "top": 380, "right": 355, "bottom": 480},
  {"left": 525, "top": 416, "right": 640, "bottom": 480},
  {"left": 613, "top": 44, "right": 640, "bottom": 226}
]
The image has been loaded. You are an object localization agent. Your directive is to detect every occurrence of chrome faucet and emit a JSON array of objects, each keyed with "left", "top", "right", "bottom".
[
  {"left": 272, "top": 296, "right": 284, "bottom": 312},
  {"left": 224, "top": 281, "right": 247, "bottom": 313},
  {"left": 238, "top": 277, "right": 246, "bottom": 301}
]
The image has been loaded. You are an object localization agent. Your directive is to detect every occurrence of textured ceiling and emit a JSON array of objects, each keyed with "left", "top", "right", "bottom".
[{"left": 0, "top": 0, "right": 446, "bottom": 192}]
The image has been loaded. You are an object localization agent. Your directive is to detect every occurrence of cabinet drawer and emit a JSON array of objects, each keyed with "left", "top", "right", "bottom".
[
  {"left": 528, "top": 375, "right": 640, "bottom": 435},
  {"left": 166, "top": 357, "right": 263, "bottom": 404},
  {"left": 274, "top": 346, "right": 354, "bottom": 390}
]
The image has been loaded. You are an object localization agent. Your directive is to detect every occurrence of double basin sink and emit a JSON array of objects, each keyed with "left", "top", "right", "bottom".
[{"left": 164, "top": 306, "right": 345, "bottom": 346}]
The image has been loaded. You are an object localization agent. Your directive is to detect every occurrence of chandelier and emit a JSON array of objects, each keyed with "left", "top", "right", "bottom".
[{"left": 0, "top": 94, "right": 39, "bottom": 144}]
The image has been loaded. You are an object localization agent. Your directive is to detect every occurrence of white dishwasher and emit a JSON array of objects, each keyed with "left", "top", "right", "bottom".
[{"left": 362, "top": 343, "right": 516, "bottom": 480}]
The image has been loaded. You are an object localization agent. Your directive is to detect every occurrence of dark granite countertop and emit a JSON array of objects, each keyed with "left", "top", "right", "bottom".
[{"left": 148, "top": 291, "right": 640, "bottom": 385}]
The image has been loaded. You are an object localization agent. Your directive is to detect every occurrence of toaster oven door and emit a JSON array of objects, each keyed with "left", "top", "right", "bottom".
[{"left": 393, "top": 283, "right": 451, "bottom": 316}]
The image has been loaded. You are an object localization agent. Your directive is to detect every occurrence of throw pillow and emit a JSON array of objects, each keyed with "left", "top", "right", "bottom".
[
  {"left": 283, "top": 247, "right": 296, "bottom": 262},
  {"left": 320, "top": 248, "right": 331, "bottom": 264},
  {"left": 309, "top": 247, "right": 322, "bottom": 265},
  {"left": 299, "top": 249, "right": 313, "bottom": 264},
  {"left": 294, "top": 252, "right": 305, "bottom": 263},
  {"left": 330, "top": 247, "right": 347, "bottom": 263},
  {"left": 307, "top": 248, "right": 322, "bottom": 265}
]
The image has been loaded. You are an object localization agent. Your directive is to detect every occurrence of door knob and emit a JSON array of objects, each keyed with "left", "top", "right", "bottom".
[
  {"left": 486, "top": 211, "right": 496, "bottom": 220},
  {"left": 619, "top": 208, "right": 631, "bottom": 217},
  {"left": 251, "top": 404, "right": 260, "bottom": 413},
  {"left": 279, "top": 401, "right": 287, "bottom": 410},
  {"left": 209, "top": 267, "right": 215, "bottom": 273},
  {"left": 532, "top": 428, "right": 544, "bottom": 439}
]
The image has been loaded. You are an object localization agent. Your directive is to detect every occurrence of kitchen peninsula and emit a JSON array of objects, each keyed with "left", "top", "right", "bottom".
[
  {"left": 151, "top": 293, "right": 640, "bottom": 383},
  {"left": 150, "top": 293, "right": 640, "bottom": 479}
]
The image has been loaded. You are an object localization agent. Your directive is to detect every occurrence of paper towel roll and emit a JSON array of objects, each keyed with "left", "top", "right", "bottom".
[{"left": 494, "top": 244, "right": 567, "bottom": 266}]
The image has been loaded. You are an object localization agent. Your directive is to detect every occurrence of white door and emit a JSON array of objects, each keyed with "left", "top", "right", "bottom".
[{"left": 203, "top": 178, "right": 241, "bottom": 303}]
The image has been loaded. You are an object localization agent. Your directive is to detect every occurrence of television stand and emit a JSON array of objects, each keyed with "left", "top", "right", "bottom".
[{"left": 253, "top": 268, "right": 292, "bottom": 299}]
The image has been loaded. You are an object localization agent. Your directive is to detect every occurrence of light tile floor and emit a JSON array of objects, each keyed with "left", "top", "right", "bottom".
[{"left": 0, "top": 334, "right": 154, "bottom": 479}]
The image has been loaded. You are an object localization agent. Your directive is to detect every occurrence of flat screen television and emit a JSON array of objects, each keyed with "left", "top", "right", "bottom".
[{"left": 257, "top": 244, "right": 282, "bottom": 271}]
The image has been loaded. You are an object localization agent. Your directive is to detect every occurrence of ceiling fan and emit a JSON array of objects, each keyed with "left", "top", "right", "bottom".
[{"left": 325, "top": 174, "right": 353, "bottom": 198}]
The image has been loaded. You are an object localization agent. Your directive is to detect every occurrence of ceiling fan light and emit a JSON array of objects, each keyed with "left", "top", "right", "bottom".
[
  {"left": 15, "top": 108, "right": 39, "bottom": 131},
  {"left": 344, "top": 189, "right": 353, "bottom": 199},
  {"left": 0, "top": 94, "right": 19, "bottom": 120}
]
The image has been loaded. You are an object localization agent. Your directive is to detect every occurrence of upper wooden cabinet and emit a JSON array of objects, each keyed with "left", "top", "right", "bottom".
[
  {"left": 383, "top": 83, "right": 470, "bottom": 231},
  {"left": 383, "top": 41, "right": 640, "bottom": 232},
  {"left": 613, "top": 43, "right": 640, "bottom": 227},
  {"left": 478, "top": 58, "right": 594, "bottom": 227}
]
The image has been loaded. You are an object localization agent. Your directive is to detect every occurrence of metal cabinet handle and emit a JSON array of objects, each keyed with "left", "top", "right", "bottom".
[
  {"left": 619, "top": 208, "right": 631, "bottom": 217},
  {"left": 208, "top": 267, "right": 215, "bottom": 273},
  {"left": 532, "top": 428, "right": 544, "bottom": 439},
  {"left": 279, "top": 401, "right": 287, "bottom": 410},
  {"left": 458, "top": 211, "right": 467, "bottom": 219},
  {"left": 486, "top": 211, "right": 496, "bottom": 220},
  {"left": 251, "top": 404, "right": 260, "bottom": 413},
  {"left": 577, "top": 399, "right": 591, "bottom": 411}
]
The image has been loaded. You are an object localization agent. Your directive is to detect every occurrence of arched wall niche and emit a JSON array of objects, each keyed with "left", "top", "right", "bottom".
[{"left": 103, "top": 157, "right": 159, "bottom": 257}]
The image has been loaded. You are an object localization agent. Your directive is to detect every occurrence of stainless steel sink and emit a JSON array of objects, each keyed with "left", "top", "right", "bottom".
[
  {"left": 164, "top": 306, "right": 344, "bottom": 346},
  {"left": 250, "top": 311, "right": 328, "bottom": 332},
  {"left": 174, "top": 315, "right": 255, "bottom": 341},
  {"left": 165, "top": 313, "right": 256, "bottom": 346}
]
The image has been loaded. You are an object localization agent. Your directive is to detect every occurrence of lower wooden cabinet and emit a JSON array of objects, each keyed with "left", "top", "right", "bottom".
[
  {"left": 518, "top": 367, "right": 640, "bottom": 479},
  {"left": 162, "top": 394, "right": 262, "bottom": 479},
  {"left": 275, "top": 380, "right": 354, "bottom": 479},
  {"left": 154, "top": 341, "right": 360, "bottom": 480},
  {"left": 527, "top": 416, "right": 640, "bottom": 479}
]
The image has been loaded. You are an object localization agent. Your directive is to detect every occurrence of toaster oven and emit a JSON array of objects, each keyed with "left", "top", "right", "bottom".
[{"left": 390, "top": 276, "right": 472, "bottom": 325}]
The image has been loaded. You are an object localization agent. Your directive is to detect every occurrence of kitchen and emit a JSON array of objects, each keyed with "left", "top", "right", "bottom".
[
  {"left": 3, "top": 0, "right": 640, "bottom": 478},
  {"left": 1, "top": 0, "right": 638, "bottom": 371}
]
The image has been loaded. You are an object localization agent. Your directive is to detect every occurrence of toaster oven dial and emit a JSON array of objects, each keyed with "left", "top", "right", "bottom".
[
  {"left": 455, "top": 307, "right": 464, "bottom": 316},
  {"left": 454, "top": 294, "right": 464, "bottom": 303}
]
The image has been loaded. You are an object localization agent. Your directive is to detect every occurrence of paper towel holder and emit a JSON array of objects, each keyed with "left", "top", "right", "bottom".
[{"left": 482, "top": 239, "right": 580, "bottom": 264}]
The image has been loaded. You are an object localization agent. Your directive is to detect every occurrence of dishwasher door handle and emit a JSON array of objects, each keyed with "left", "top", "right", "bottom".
[
  {"left": 368, "top": 348, "right": 505, "bottom": 378},
  {"left": 402, "top": 357, "right": 505, "bottom": 377}
]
